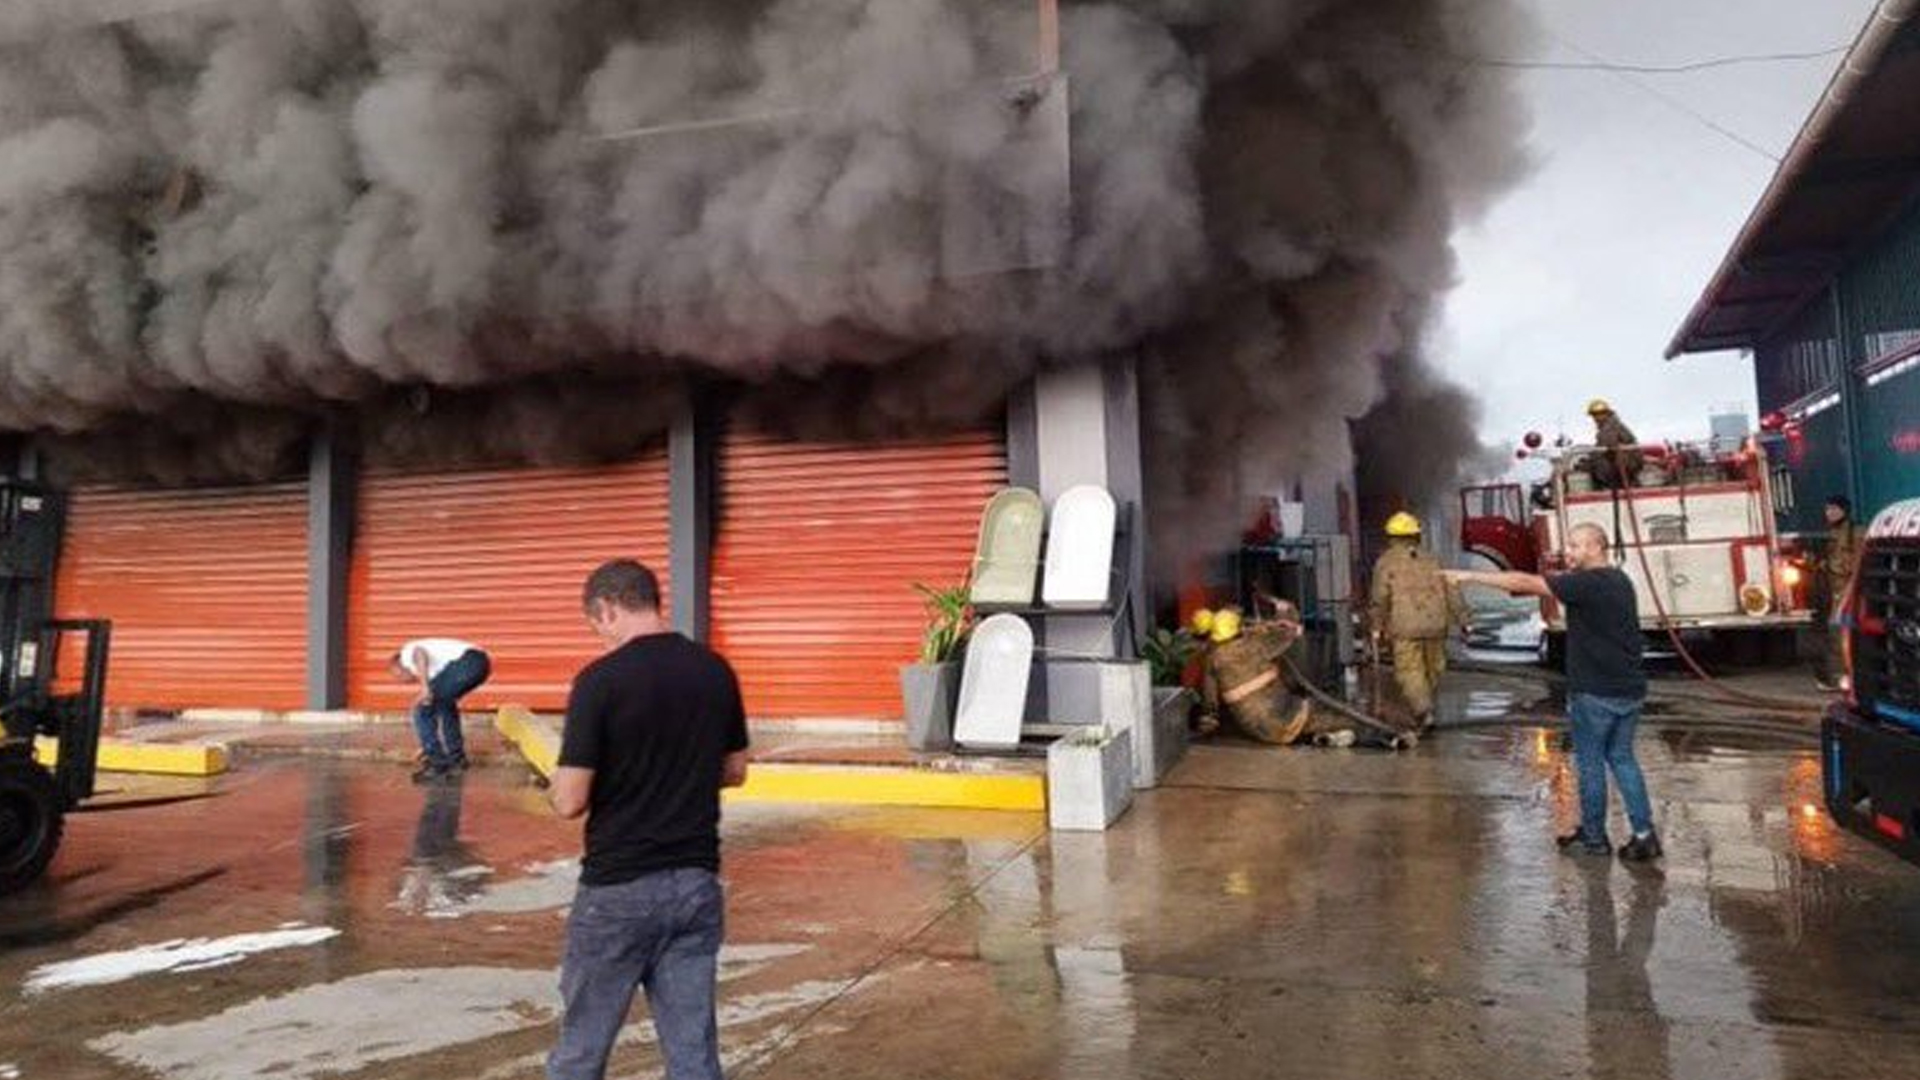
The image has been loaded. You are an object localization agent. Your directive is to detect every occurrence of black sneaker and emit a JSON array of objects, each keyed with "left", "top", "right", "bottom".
[
  {"left": 410, "top": 762, "right": 447, "bottom": 785},
  {"left": 1618, "top": 832, "right": 1664, "bottom": 862},
  {"left": 1556, "top": 830, "right": 1611, "bottom": 856},
  {"left": 446, "top": 756, "right": 470, "bottom": 774}
]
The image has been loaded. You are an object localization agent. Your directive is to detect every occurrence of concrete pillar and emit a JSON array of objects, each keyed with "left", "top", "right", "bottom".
[
  {"left": 1027, "top": 359, "right": 1149, "bottom": 658},
  {"left": 306, "top": 427, "right": 356, "bottom": 710},
  {"left": 1006, "top": 386, "right": 1041, "bottom": 491},
  {"left": 1101, "top": 356, "right": 1150, "bottom": 656},
  {"left": 669, "top": 395, "right": 718, "bottom": 642}
]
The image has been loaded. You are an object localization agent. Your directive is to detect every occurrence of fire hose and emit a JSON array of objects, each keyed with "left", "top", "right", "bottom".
[
  {"left": 1280, "top": 654, "right": 1415, "bottom": 747},
  {"left": 1243, "top": 593, "right": 1414, "bottom": 746},
  {"left": 1608, "top": 449, "right": 1819, "bottom": 719}
]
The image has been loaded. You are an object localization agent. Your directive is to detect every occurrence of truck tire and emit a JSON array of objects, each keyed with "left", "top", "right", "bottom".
[
  {"left": 1542, "top": 631, "right": 1567, "bottom": 672},
  {"left": 0, "top": 754, "right": 63, "bottom": 895}
]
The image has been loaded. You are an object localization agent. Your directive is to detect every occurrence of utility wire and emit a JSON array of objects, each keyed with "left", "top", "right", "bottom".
[
  {"left": 1535, "top": 27, "right": 1795, "bottom": 165},
  {"left": 1463, "top": 45, "right": 1848, "bottom": 75}
]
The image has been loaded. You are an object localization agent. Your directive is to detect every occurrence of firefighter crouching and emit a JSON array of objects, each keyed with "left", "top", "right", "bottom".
[
  {"left": 1586, "top": 398, "right": 1643, "bottom": 490},
  {"left": 1369, "top": 512, "right": 1468, "bottom": 730},
  {"left": 1193, "top": 603, "right": 1360, "bottom": 748}
]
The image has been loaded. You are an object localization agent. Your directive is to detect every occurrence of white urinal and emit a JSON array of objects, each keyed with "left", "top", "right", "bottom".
[
  {"left": 970, "top": 487, "right": 1045, "bottom": 609},
  {"left": 952, "top": 613, "right": 1034, "bottom": 750},
  {"left": 1041, "top": 485, "right": 1117, "bottom": 610}
]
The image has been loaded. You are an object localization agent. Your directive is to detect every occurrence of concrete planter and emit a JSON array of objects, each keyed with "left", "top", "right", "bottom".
[
  {"left": 1144, "top": 685, "right": 1194, "bottom": 786},
  {"left": 1047, "top": 726, "right": 1134, "bottom": 831},
  {"left": 899, "top": 662, "right": 959, "bottom": 751}
]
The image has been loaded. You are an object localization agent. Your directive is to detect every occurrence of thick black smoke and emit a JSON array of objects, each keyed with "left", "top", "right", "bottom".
[
  {"left": 1351, "top": 349, "right": 1502, "bottom": 537},
  {"left": 0, "top": 0, "right": 1529, "bottom": 539}
]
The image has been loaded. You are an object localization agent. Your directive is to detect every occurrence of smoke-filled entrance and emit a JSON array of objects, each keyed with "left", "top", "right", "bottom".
[{"left": 1, "top": 0, "right": 1526, "bottom": 542}]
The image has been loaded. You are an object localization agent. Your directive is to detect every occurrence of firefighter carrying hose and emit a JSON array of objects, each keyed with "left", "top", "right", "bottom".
[{"left": 1369, "top": 512, "right": 1468, "bottom": 730}]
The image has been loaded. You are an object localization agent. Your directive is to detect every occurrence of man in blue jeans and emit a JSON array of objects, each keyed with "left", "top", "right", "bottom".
[
  {"left": 1447, "top": 522, "right": 1662, "bottom": 862},
  {"left": 547, "top": 560, "right": 751, "bottom": 1080},
  {"left": 392, "top": 637, "right": 492, "bottom": 783}
]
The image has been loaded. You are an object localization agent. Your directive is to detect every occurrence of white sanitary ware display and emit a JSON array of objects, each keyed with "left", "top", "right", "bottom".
[
  {"left": 1040, "top": 485, "right": 1117, "bottom": 610},
  {"left": 969, "top": 487, "right": 1045, "bottom": 608},
  {"left": 952, "top": 613, "right": 1035, "bottom": 750}
]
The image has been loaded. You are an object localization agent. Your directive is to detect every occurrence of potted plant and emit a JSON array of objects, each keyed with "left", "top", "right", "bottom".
[
  {"left": 1141, "top": 624, "right": 1201, "bottom": 731},
  {"left": 900, "top": 583, "right": 973, "bottom": 751}
]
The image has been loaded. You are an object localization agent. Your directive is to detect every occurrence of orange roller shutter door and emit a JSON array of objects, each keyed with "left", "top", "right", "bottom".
[
  {"left": 54, "top": 483, "right": 310, "bottom": 711},
  {"left": 711, "top": 429, "right": 1006, "bottom": 720},
  {"left": 346, "top": 457, "right": 670, "bottom": 712}
]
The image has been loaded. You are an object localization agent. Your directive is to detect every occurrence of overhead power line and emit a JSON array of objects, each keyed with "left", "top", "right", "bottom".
[
  {"left": 1536, "top": 28, "right": 1789, "bottom": 163},
  {"left": 1465, "top": 45, "right": 1849, "bottom": 75}
]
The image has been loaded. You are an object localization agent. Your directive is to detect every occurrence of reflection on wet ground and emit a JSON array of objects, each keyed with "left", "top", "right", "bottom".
[{"left": 3, "top": 675, "right": 1920, "bottom": 1079}]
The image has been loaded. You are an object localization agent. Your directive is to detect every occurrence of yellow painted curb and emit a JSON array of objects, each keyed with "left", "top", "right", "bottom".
[
  {"left": 494, "top": 703, "right": 560, "bottom": 780},
  {"left": 35, "top": 736, "right": 229, "bottom": 777},
  {"left": 492, "top": 704, "right": 1043, "bottom": 812},
  {"left": 726, "top": 765, "right": 1045, "bottom": 812}
]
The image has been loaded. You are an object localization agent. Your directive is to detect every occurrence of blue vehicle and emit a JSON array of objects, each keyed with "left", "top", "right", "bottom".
[{"left": 1824, "top": 497, "right": 1920, "bottom": 865}]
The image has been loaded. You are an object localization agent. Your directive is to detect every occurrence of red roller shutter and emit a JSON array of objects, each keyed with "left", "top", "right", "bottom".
[
  {"left": 347, "top": 458, "right": 670, "bottom": 712},
  {"left": 54, "top": 484, "right": 309, "bottom": 711},
  {"left": 711, "top": 428, "right": 1006, "bottom": 720}
]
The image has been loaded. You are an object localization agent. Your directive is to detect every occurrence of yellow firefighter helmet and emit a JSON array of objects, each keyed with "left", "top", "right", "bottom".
[
  {"left": 1586, "top": 398, "right": 1613, "bottom": 417},
  {"left": 1209, "top": 608, "right": 1243, "bottom": 643},
  {"left": 1189, "top": 608, "right": 1216, "bottom": 635},
  {"left": 1384, "top": 511, "right": 1422, "bottom": 538}
]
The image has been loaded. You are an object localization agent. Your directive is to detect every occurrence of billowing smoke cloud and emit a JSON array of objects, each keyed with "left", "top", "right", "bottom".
[
  {"left": 0, "top": 0, "right": 1528, "bottom": 544},
  {"left": 1352, "top": 348, "right": 1504, "bottom": 534}
]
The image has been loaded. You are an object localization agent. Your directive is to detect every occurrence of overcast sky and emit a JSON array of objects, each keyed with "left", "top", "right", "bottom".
[{"left": 1436, "top": 0, "right": 1882, "bottom": 465}]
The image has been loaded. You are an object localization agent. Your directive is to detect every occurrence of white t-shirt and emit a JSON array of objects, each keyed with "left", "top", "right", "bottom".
[{"left": 400, "top": 638, "right": 482, "bottom": 679}]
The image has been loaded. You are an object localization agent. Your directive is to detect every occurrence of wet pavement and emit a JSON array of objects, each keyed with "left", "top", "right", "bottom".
[{"left": 5, "top": 673, "right": 1920, "bottom": 1079}]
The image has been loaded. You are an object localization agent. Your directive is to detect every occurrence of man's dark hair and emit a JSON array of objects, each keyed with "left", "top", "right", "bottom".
[
  {"left": 1826, "top": 494, "right": 1852, "bottom": 517},
  {"left": 583, "top": 559, "right": 662, "bottom": 613}
]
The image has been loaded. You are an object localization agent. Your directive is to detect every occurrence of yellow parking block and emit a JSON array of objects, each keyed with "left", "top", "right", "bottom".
[
  {"left": 35, "top": 736, "right": 229, "bottom": 777},
  {"left": 494, "top": 704, "right": 560, "bottom": 779},
  {"left": 726, "top": 765, "right": 1045, "bottom": 812}
]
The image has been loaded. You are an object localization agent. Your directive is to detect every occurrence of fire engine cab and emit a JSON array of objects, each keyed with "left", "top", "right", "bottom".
[{"left": 1460, "top": 437, "right": 1812, "bottom": 663}]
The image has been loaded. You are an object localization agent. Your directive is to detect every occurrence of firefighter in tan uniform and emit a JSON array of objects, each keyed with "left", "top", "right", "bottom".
[
  {"left": 1587, "top": 399, "right": 1643, "bottom": 490},
  {"left": 1193, "top": 605, "right": 1320, "bottom": 746},
  {"left": 1369, "top": 512, "right": 1468, "bottom": 728},
  {"left": 1814, "top": 495, "right": 1862, "bottom": 691}
]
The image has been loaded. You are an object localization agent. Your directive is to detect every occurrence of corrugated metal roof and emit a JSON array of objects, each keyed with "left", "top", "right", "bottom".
[{"left": 1668, "top": 0, "right": 1920, "bottom": 358}]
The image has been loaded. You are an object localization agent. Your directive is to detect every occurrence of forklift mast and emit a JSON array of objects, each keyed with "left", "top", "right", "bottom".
[{"left": 0, "top": 481, "right": 110, "bottom": 809}]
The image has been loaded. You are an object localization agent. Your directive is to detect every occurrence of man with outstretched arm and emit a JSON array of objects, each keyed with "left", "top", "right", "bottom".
[
  {"left": 1445, "top": 523, "right": 1662, "bottom": 862},
  {"left": 547, "top": 560, "right": 752, "bottom": 1080}
]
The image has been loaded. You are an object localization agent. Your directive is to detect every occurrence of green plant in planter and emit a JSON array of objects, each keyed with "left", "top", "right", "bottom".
[
  {"left": 913, "top": 583, "right": 974, "bottom": 664},
  {"left": 1142, "top": 625, "right": 1201, "bottom": 687}
]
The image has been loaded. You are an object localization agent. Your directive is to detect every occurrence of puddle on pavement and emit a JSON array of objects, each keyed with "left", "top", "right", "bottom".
[
  {"left": 1463, "top": 689, "right": 1520, "bottom": 721},
  {"left": 90, "top": 966, "right": 561, "bottom": 1080},
  {"left": 23, "top": 925, "right": 340, "bottom": 995}
]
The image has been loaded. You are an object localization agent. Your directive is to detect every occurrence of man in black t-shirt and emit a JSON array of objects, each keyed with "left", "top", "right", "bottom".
[
  {"left": 1447, "top": 523, "right": 1662, "bottom": 862},
  {"left": 546, "top": 560, "right": 750, "bottom": 1080}
]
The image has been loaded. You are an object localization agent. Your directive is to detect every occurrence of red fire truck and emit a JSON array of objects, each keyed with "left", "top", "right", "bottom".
[{"left": 1459, "top": 437, "right": 1813, "bottom": 664}]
